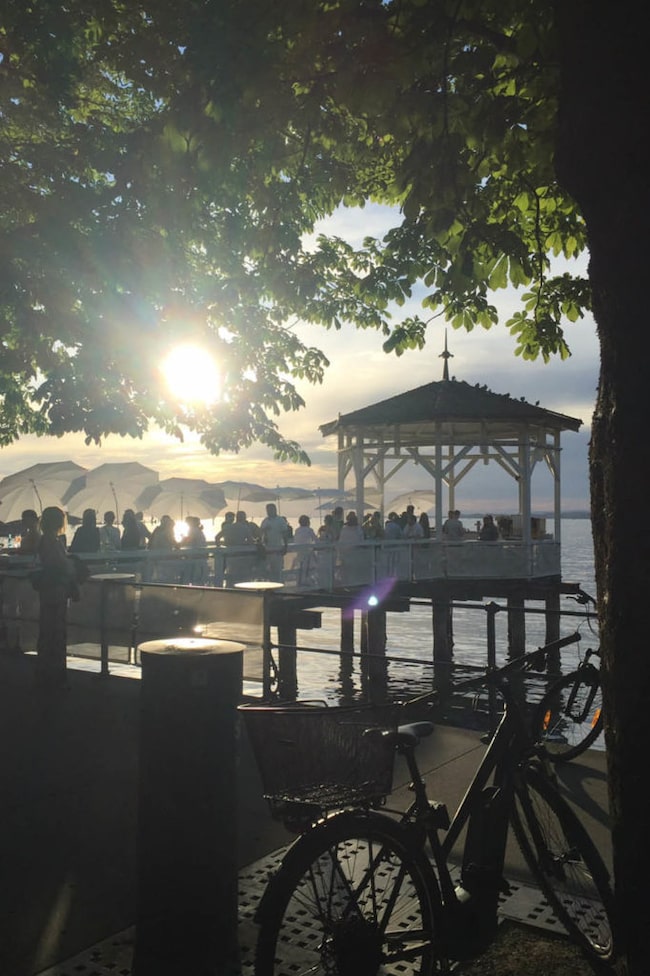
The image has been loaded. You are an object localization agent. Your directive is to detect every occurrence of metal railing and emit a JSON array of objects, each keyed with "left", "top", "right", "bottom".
[{"left": 1, "top": 536, "right": 560, "bottom": 590}]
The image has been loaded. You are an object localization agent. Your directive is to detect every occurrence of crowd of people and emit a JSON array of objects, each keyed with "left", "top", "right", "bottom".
[
  {"left": 6, "top": 501, "right": 502, "bottom": 687},
  {"left": 11, "top": 500, "right": 502, "bottom": 595},
  {"left": 211, "top": 503, "right": 503, "bottom": 587},
  {"left": 214, "top": 502, "right": 291, "bottom": 584},
  {"left": 14, "top": 505, "right": 211, "bottom": 583}
]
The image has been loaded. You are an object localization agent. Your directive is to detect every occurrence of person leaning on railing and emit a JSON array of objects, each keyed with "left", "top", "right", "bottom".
[
  {"left": 148, "top": 515, "right": 179, "bottom": 582},
  {"left": 402, "top": 514, "right": 424, "bottom": 539},
  {"left": 363, "top": 511, "right": 384, "bottom": 540},
  {"left": 292, "top": 515, "right": 318, "bottom": 586},
  {"left": 336, "top": 511, "right": 365, "bottom": 584},
  {"left": 33, "top": 506, "right": 79, "bottom": 689},
  {"left": 224, "top": 510, "right": 259, "bottom": 585},
  {"left": 69, "top": 508, "right": 101, "bottom": 554},
  {"left": 442, "top": 509, "right": 465, "bottom": 541},
  {"left": 99, "top": 511, "right": 121, "bottom": 552},
  {"left": 479, "top": 515, "right": 500, "bottom": 541},
  {"left": 260, "top": 503, "right": 290, "bottom": 582},
  {"left": 383, "top": 512, "right": 403, "bottom": 539},
  {"left": 179, "top": 515, "right": 209, "bottom": 584},
  {"left": 18, "top": 509, "right": 42, "bottom": 554}
]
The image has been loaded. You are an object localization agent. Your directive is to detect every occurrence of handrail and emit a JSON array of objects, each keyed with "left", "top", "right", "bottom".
[{"left": 41, "top": 534, "right": 559, "bottom": 590}]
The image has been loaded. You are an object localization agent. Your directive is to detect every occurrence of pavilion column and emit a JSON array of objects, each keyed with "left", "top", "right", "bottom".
[
  {"left": 434, "top": 429, "right": 444, "bottom": 536},
  {"left": 519, "top": 430, "right": 533, "bottom": 550},
  {"left": 553, "top": 430, "right": 562, "bottom": 545}
]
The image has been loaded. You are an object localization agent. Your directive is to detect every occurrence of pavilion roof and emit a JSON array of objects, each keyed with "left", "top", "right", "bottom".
[{"left": 319, "top": 378, "right": 582, "bottom": 436}]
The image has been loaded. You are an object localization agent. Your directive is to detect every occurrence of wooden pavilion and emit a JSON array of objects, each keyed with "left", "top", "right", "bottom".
[{"left": 319, "top": 345, "right": 582, "bottom": 572}]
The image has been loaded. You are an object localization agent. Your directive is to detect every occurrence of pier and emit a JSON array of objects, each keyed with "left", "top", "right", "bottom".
[
  {"left": 1, "top": 534, "right": 586, "bottom": 703},
  {"left": 1, "top": 357, "right": 587, "bottom": 701}
]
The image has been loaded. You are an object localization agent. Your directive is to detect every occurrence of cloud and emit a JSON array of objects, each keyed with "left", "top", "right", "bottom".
[{"left": 0, "top": 205, "right": 598, "bottom": 512}]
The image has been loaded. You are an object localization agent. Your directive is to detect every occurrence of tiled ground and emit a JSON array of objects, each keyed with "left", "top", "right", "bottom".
[{"left": 35, "top": 848, "right": 568, "bottom": 976}]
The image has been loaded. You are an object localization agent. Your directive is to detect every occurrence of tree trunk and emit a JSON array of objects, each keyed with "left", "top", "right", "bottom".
[{"left": 555, "top": 5, "right": 650, "bottom": 973}]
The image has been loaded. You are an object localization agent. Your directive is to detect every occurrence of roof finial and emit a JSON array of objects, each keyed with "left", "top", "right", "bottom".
[{"left": 439, "top": 329, "right": 453, "bottom": 381}]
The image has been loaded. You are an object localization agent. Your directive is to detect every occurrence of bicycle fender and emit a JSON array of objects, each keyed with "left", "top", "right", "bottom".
[{"left": 254, "top": 809, "right": 439, "bottom": 925}]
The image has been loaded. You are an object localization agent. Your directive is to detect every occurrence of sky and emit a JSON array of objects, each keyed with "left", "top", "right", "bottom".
[{"left": 0, "top": 206, "right": 599, "bottom": 516}]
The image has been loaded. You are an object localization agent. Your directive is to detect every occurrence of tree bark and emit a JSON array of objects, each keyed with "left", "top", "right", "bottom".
[{"left": 555, "top": 4, "right": 650, "bottom": 972}]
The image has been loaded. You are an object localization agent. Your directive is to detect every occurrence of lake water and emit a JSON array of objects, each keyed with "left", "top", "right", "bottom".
[{"left": 288, "top": 518, "right": 598, "bottom": 707}]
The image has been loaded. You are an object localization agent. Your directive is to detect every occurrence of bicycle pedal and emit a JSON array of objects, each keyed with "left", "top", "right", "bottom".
[{"left": 425, "top": 800, "right": 450, "bottom": 830}]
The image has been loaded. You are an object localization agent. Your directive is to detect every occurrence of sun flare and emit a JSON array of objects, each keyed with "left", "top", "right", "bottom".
[{"left": 161, "top": 344, "right": 220, "bottom": 406}]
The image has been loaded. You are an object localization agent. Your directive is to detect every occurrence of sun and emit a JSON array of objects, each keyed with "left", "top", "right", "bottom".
[{"left": 161, "top": 344, "right": 220, "bottom": 406}]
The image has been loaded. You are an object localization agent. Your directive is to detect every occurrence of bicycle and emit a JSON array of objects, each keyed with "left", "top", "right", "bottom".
[
  {"left": 240, "top": 646, "right": 615, "bottom": 976},
  {"left": 533, "top": 636, "right": 603, "bottom": 763},
  {"left": 530, "top": 591, "right": 603, "bottom": 763}
]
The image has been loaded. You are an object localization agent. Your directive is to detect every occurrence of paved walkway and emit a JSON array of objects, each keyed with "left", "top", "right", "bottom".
[{"left": 0, "top": 650, "right": 610, "bottom": 976}]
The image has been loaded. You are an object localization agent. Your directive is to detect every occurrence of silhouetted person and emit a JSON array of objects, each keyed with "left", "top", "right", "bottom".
[
  {"left": 260, "top": 502, "right": 290, "bottom": 581},
  {"left": 180, "top": 515, "right": 209, "bottom": 584},
  {"left": 479, "top": 514, "right": 499, "bottom": 541},
  {"left": 70, "top": 508, "right": 100, "bottom": 553},
  {"left": 19, "top": 509, "right": 42, "bottom": 554},
  {"left": 35, "top": 507, "right": 77, "bottom": 688},
  {"left": 121, "top": 509, "right": 143, "bottom": 550},
  {"left": 99, "top": 511, "right": 121, "bottom": 551},
  {"left": 149, "top": 515, "right": 178, "bottom": 582}
]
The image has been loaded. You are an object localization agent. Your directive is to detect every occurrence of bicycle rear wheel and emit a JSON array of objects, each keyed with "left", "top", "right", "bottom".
[
  {"left": 254, "top": 810, "right": 438, "bottom": 976},
  {"left": 534, "top": 665, "right": 603, "bottom": 762},
  {"left": 511, "top": 762, "right": 615, "bottom": 965}
]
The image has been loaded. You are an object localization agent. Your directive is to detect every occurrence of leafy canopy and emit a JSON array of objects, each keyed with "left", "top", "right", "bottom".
[{"left": 0, "top": 0, "right": 588, "bottom": 459}]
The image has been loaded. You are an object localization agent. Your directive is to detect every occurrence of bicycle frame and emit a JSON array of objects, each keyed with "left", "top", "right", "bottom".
[
  {"left": 467, "top": 630, "right": 581, "bottom": 733},
  {"left": 252, "top": 638, "right": 613, "bottom": 974},
  {"left": 396, "top": 673, "right": 543, "bottom": 958},
  {"left": 564, "top": 654, "right": 600, "bottom": 720}
]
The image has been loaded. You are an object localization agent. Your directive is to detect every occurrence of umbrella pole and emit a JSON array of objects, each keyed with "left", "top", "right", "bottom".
[
  {"left": 30, "top": 480, "right": 44, "bottom": 514},
  {"left": 110, "top": 483, "right": 120, "bottom": 522}
]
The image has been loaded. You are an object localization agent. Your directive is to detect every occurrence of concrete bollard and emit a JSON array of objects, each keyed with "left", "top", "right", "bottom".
[{"left": 133, "top": 637, "right": 244, "bottom": 976}]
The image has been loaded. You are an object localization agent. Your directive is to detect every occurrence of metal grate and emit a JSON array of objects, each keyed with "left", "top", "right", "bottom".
[{"left": 36, "top": 849, "right": 584, "bottom": 975}]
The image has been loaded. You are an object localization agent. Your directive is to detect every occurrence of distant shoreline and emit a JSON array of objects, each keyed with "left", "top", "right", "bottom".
[{"left": 463, "top": 510, "right": 590, "bottom": 520}]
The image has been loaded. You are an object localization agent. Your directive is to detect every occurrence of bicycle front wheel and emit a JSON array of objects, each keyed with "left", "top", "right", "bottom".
[
  {"left": 255, "top": 810, "right": 438, "bottom": 976},
  {"left": 534, "top": 666, "right": 603, "bottom": 762},
  {"left": 511, "top": 763, "right": 615, "bottom": 964}
]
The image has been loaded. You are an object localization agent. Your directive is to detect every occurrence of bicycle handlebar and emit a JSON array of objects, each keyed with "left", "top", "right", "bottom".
[
  {"left": 450, "top": 631, "right": 583, "bottom": 694},
  {"left": 569, "top": 587, "right": 597, "bottom": 607},
  {"left": 534, "top": 631, "right": 582, "bottom": 654},
  {"left": 401, "top": 631, "right": 586, "bottom": 707}
]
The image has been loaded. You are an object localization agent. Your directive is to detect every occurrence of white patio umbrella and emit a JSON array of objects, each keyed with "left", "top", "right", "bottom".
[
  {"left": 0, "top": 482, "right": 74, "bottom": 523},
  {"left": 388, "top": 490, "right": 437, "bottom": 514},
  {"left": 136, "top": 477, "right": 227, "bottom": 521},
  {"left": 0, "top": 460, "right": 88, "bottom": 522},
  {"left": 216, "top": 481, "right": 279, "bottom": 511},
  {"left": 316, "top": 491, "right": 379, "bottom": 512},
  {"left": 63, "top": 462, "right": 159, "bottom": 521},
  {"left": 274, "top": 486, "right": 316, "bottom": 501},
  {"left": 240, "top": 486, "right": 280, "bottom": 505}
]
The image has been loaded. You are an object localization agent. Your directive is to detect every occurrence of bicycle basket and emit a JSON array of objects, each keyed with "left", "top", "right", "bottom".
[{"left": 239, "top": 701, "right": 397, "bottom": 816}]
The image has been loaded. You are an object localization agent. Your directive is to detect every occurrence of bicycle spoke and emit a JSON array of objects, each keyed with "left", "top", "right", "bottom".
[
  {"left": 536, "top": 667, "right": 603, "bottom": 761},
  {"left": 255, "top": 817, "right": 436, "bottom": 975},
  {"left": 512, "top": 765, "right": 614, "bottom": 961}
]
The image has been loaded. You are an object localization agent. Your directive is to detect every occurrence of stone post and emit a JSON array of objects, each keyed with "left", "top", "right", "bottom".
[{"left": 133, "top": 637, "right": 244, "bottom": 976}]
